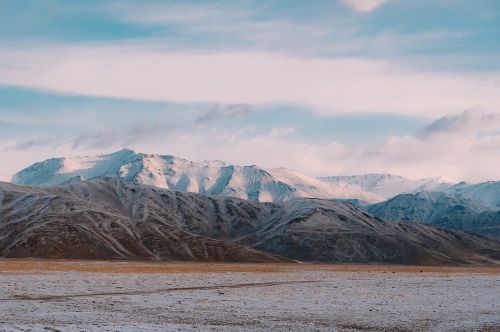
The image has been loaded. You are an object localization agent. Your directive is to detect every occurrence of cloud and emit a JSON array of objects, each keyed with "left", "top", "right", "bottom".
[
  {"left": 106, "top": 2, "right": 250, "bottom": 26},
  {"left": 0, "top": 174, "right": 11, "bottom": 182},
  {"left": 1, "top": 46, "right": 499, "bottom": 117},
  {"left": 269, "top": 127, "right": 296, "bottom": 138},
  {"left": 2, "top": 109, "right": 500, "bottom": 182},
  {"left": 328, "top": 110, "right": 500, "bottom": 181},
  {"left": 100, "top": 1, "right": 468, "bottom": 61},
  {"left": 342, "top": 0, "right": 391, "bottom": 13},
  {"left": 98, "top": 1, "right": 349, "bottom": 59},
  {"left": 417, "top": 109, "right": 500, "bottom": 139},
  {"left": 72, "top": 122, "right": 173, "bottom": 149},
  {"left": 195, "top": 104, "right": 251, "bottom": 124},
  {"left": 139, "top": 128, "right": 336, "bottom": 176},
  {"left": 3, "top": 135, "right": 59, "bottom": 151},
  {"left": 187, "top": 110, "right": 500, "bottom": 182}
]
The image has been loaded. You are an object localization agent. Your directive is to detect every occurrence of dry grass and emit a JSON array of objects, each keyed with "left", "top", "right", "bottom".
[{"left": 1, "top": 258, "right": 499, "bottom": 274}]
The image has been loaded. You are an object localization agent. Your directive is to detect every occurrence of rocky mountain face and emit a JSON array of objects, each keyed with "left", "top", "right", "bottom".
[
  {"left": 1, "top": 178, "right": 499, "bottom": 265},
  {"left": 368, "top": 191, "right": 500, "bottom": 238},
  {"left": 0, "top": 180, "right": 284, "bottom": 262},
  {"left": 9, "top": 150, "right": 500, "bottom": 251},
  {"left": 11, "top": 149, "right": 382, "bottom": 203}
]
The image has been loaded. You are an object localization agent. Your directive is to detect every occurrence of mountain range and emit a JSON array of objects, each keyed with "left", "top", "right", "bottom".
[
  {"left": 368, "top": 191, "right": 500, "bottom": 237},
  {"left": 1, "top": 178, "right": 499, "bottom": 265},
  {"left": 3, "top": 149, "right": 500, "bottom": 264},
  {"left": 11, "top": 149, "right": 383, "bottom": 203},
  {"left": 15, "top": 150, "right": 498, "bottom": 207},
  {"left": 322, "top": 175, "right": 500, "bottom": 238}
]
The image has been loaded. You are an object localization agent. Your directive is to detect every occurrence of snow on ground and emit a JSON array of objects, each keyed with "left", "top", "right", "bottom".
[{"left": 0, "top": 262, "right": 499, "bottom": 331}]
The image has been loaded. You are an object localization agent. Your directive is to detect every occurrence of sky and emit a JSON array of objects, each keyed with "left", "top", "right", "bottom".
[{"left": 0, "top": 0, "right": 500, "bottom": 182}]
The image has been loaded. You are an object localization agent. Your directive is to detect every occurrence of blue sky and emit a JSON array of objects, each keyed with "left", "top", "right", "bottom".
[{"left": 0, "top": 0, "right": 499, "bottom": 181}]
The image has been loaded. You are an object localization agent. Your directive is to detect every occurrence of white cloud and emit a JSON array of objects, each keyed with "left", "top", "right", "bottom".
[
  {"left": 91, "top": 111, "right": 500, "bottom": 182},
  {"left": 269, "top": 127, "right": 296, "bottom": 138},
  {"left": 342, "top": 0, "right": 391, "bottom": 13},
  {"left": 417, "top": 109, "right": 500, "bottom": 138},
  {"left": 169, "top": 110, "right": 500, "bottom": 182},
  {"left": 0, "top": 45, "right": 499, "bottom": 118},
  {"left": 2, "top": 109, "right": 500, "bottom": 182},
  {"left": 72, "top": 122, "right": 174, "bottom": 149},
  {"left": 195, "top": 104, "right": 251, "bottom": 123},
  {"left": 2, "top": 134, "right": 58, "bottom": 151},
  {"left": 316, "top": 110, "right": 500, "bottom": 181}
]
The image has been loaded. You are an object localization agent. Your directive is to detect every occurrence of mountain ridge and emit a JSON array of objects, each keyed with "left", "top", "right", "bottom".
[
  {"left": 12, "top": 149, "right": 383, "bottom": 203},
  {"left": 10, "top": 149, "right": 500, "bottom": 238},
  {"left": 1, "top": 178, "right": 500, "bottom": 265},
  {"left": 368, "top": 191, "right": 500, "bottom": 238}
]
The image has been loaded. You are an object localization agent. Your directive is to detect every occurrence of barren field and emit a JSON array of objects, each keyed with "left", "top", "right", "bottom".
[{"left": 0, "top": 260, "right": 499, "bottom": 331}]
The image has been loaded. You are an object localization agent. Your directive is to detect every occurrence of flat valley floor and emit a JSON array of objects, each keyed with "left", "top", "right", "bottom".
[{"left": 0, "top": 260, "right": 499, "bottom": 331}]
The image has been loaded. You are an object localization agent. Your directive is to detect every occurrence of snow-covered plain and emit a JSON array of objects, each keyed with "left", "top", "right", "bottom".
[{"left": 0, "top": 261, "right": 499, "bottom": 331}]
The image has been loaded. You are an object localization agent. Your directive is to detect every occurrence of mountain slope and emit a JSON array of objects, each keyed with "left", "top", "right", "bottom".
[
  {"left": 320, "top": 174, "right": 457, "bottom": 199},
  {"left": 1, "top": 179, "right": 499, "bottom": 265},
  {"left": 368, "top": 191, "right": 500, "bottom": 237},
  {"left": 12, "top": 149, "right": 382, "bottom": 203},
  {"left": 445, "top": 181, "right": 500, "bottom": 211},
  {"left": 0, "top": 180, "right": 284, "bottom": 262}
]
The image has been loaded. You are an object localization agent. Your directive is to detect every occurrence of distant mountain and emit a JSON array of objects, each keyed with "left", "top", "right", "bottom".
[
  {"left": 11, "top": 149, "right": 382, "bottom": 203},
  {"left": 333, "top": 198, "right": 372, "bottom": 207},
  {"left": 1, "top": 178, "right": 499, "bottom": 265},
  {"left": 320, "top": 174, "right": 457, "bottom": 199},
  {"left": 368, "top": 191, "right": 500, "bottom": 237},
  {"left": 445, "top": 181, "right": 500, "bottom": 211}
]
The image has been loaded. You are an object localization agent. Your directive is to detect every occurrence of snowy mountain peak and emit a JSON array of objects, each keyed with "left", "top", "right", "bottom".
[{"left": 12, "top": 150, "right": 383, "bottom": 203}]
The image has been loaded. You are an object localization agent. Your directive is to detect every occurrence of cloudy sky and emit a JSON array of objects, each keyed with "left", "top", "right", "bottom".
[{"left": 1, "top": 0, "right": 499, "bottom": 182}]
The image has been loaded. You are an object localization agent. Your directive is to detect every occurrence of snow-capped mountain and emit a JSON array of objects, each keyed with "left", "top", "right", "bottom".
[
  {"left": 444, "top": 181, "right": 500, "bottom": 211},
  {"left": 319, "top": 174, "right": 458, "bottom": 199},
  {"left": 11, "top": 149, "right": 383, "bottom": 203},
  {"left": 367, "top": 191, "right": 500, "bottom": 237}
]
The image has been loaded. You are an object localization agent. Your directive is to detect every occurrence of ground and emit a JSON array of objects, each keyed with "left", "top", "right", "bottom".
[{"left": 0, "top": 260, "right": 499, "bottom": 331}]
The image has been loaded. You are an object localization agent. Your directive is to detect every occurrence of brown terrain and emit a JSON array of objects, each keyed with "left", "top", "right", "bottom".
[
  {"left": 1, "top": 178, "right": 500, "bottom": 265},
  {"left": 1, "top": 259, "right": 500, "bottom": 274}
]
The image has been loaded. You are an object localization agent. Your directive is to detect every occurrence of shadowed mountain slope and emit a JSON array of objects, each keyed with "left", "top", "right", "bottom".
[{"left": 1, "top": 179, "right": 499, "bottom": 265}]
